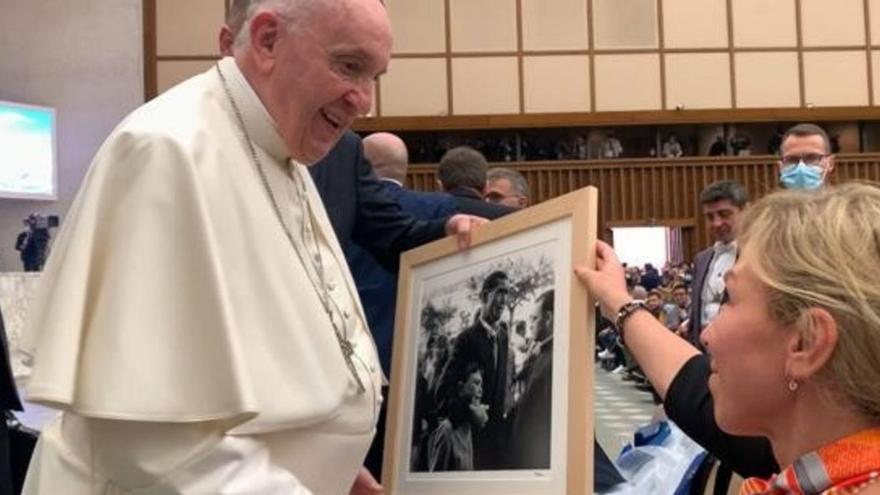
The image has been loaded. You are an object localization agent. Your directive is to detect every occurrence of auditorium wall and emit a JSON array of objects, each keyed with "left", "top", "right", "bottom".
[
  {"left": 0, "top": 0, "right": 144, "bottom": 271},
  {"left": 148, "top": 0, "right": 880, "bottom": 124}
]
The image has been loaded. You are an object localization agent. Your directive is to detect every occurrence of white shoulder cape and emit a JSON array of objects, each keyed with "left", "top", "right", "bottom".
[{"left": 22, "top": 60, "right": 374, "bottom": 434}]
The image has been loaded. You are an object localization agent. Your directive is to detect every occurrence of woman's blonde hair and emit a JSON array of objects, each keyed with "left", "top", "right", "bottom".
[{"left": 738, "top": 182, "right": 880, "bottom": 419}]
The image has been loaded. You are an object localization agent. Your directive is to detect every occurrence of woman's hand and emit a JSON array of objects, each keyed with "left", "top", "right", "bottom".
[{"left": 574, "top": 240, "right": 632, "bottom": 320}]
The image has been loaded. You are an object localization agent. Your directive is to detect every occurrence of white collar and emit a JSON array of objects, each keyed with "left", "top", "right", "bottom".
[
  {"left": 217, "top": 57, "right": 289, "bottom": 164},
  {"left": 480, "top": 316, "right": 499, "bottom": 339},
  {"left": 713, "top": 240, "right": 737, "bottom": 254}
]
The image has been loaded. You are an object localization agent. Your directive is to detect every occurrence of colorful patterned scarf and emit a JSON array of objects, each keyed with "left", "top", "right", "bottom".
[{"left": 739, "top": 428, "right": 880, "bottom": 494}]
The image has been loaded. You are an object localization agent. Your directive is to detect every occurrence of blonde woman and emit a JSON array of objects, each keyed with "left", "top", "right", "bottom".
[{"left": 578, "top": 183, "right": 880, "bottom": 494}]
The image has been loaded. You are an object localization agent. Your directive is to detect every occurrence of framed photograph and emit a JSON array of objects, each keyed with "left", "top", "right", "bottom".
[{"left": 383, "top": 186, "right": 598, "bottom": 495}]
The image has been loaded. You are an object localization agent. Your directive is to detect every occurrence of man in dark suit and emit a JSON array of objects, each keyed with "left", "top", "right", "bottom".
[
  {"left": 686, "top": 180, "right": 748, "bottom": 350},
  {"left": 438, "top": 147, "right": 518, "bottom": 220},
  {"left": 436, "top": 271, "right": 512, "bottom": 470},
  {"left": 310, "top": 131, "right": 466, "bottom": 272},
  {"left": 347, "top": 132, "right": 458, "bottom": 375}
]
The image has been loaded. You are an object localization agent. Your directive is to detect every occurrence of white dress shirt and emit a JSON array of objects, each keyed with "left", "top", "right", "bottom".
[{"left": 700, "top": 241, "right": 737, "bottom": 328}]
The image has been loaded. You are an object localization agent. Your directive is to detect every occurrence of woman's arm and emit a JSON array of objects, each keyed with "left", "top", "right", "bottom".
[
  {"left": 576, "top": 241, "right": 778, "bottom": 477},
  {"left": 575, "top": 241, "right": 700, "bottom": 398}
]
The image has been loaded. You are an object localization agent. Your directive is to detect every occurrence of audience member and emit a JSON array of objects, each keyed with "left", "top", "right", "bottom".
[
  {"left": 708, "top": 135, "right": 726, "bottom": 156},
  {"left": 645, "top": 290, "right": 667, "bottom": 326},
  {"left": 729, "top": 133, "right": 752, "bottom": 156},
  {"left": 661, "top": 133, "right": 684, "bottom": 158},
  {"left": 664, "top": 283, "right": 690, "bottom": 335},
  {"left": 599, "top": 131, "right": 623, "bottom": 159},
  {"left": 438, "top": 147, "right": 518, "bottom": 219},
  {"left": 777, "top": 123, "right": 835, "bottom": 190},
  {"left": 577, "top": 183, "right": 880, "bottom": 491},
  {"left": 485, "top": 167, "right": 530, "bottom": 208},
  {"left": 640, "top": 263, "right": 662, "bottom": 291},
  {"left": 687, "top": 180, "right": 749, "bottom": 349}
]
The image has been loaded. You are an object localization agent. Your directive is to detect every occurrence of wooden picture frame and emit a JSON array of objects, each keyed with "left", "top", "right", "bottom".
[{"left": 383, "top": 186, "right": 598, "bottom": 495}]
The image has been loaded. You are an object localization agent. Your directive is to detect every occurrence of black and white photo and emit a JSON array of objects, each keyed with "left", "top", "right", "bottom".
[
  {"left": 408, "top": 251, "right": 555, "bottom": 472},
  {"left": 384, "top": 187, "right": 597, "bottom": 495}
]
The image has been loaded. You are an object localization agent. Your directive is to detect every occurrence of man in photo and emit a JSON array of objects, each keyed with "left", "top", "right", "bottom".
[
  {"left": 509, "top": 290, "right": 554, "bottom": 469},
  {"left": 436, "top": 271, "right": 512, "bottom": 470}
]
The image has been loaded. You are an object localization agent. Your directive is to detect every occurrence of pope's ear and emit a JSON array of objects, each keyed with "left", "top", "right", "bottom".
[
  {"left": 218, "top": 25, "right": 234, "bottom": 56},
  {"left": 786, "top": 307, "right": 838, "bottom": 381},
  {"left": 247, "top": 11, "right": 285, "bottom": 62}
]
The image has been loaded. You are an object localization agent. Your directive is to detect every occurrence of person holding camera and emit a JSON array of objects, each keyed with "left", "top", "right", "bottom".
[{"left": 13, "top": 216, "right": 49, "bottom": 273}]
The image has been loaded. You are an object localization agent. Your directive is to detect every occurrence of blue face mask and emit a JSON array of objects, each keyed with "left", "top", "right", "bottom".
[{"left": 780, "top": 161, "right": 824, "bottom": 190}]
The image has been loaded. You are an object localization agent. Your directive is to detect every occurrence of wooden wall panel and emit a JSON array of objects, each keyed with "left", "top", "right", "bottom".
[
  {"left": 406, "top": 154, "right": 880, "bottom": 261},
  {"left": 144, "top": 0, "right": 879, "bottom": 125}
]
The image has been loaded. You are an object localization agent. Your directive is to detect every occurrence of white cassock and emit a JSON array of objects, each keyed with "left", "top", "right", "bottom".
[{"left": 20, "top": 57, "right": 384, "bottom": 494}]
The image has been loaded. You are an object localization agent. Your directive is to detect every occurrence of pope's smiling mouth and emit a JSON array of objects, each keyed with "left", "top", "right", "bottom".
[{"left": 320, "top": 109, "right": 342, "bottom": 129}]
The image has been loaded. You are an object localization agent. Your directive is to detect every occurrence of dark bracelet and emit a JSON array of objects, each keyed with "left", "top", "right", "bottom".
[{"left": 614, "top": 300, "right": 649, "bottom": 341}]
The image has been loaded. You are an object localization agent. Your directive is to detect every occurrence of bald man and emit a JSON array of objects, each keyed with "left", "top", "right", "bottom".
[
  {"left": 347, "top": 132, "right": 456, "bottom": 480},
  {"left": 352, "top": 133, "right": 456, "bottom": 375}
]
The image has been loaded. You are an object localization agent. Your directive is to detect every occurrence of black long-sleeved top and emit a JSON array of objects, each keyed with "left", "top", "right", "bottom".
[{"left": 663, "top": 354, "right": 780, "bottom": 478}]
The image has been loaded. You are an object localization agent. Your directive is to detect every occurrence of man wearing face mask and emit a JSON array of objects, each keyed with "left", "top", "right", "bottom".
[{"left": 777, "top": 123, "right": 835, "bottom": 190}]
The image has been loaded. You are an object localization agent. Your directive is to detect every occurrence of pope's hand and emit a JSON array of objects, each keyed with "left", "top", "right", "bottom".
[
  {"left": 574, "top": 240, "right": 632, "bottom": 320},
  {"left": 349, "top": 466, "right": 384, "bottom": 495},
  {"left": 445, "top": 214, "right": 488, "bottom": 249}
]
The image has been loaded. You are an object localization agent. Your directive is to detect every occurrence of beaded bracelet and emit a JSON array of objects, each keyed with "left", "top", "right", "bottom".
[{"left": 614, "top": 300, "right": 649, "bottom": 341}]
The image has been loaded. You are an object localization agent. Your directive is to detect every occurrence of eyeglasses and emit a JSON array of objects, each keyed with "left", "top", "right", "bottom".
[
  {"left": 485, "top": 192, "right": 507, "bottom": 203},
  {"left": 485, "top": 192, "right": 523, "bottom": 204},
  {"left": 780, "top": 153, "right": 829, "bottom": 167}
]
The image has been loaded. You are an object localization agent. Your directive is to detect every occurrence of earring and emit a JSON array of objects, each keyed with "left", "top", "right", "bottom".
[{"left": 788, "top": 379, "right": 799, "bottom": 392}]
